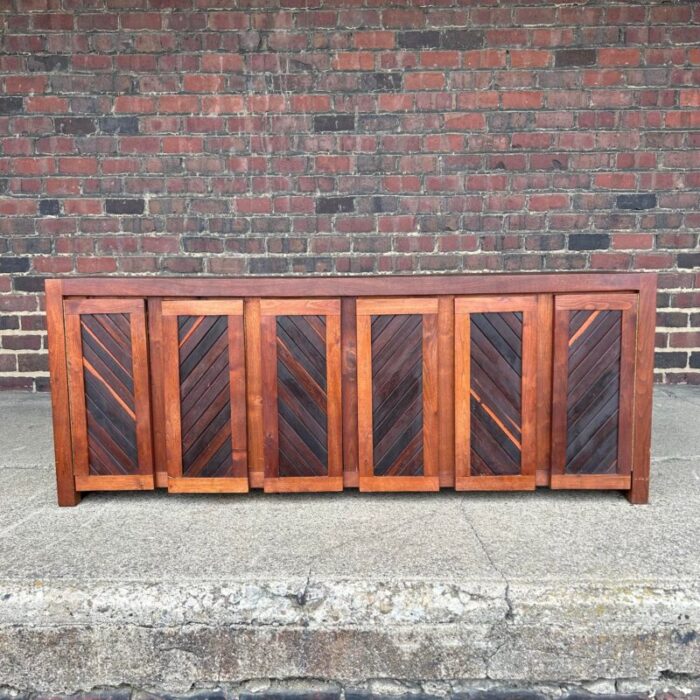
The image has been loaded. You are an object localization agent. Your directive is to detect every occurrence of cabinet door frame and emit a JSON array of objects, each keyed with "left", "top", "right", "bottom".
[
  {"left": 550, "top": 292, "right": 637, "bottom": 490},
  {"left": 259, "top": 299, "right": 343, "bottom": 493},
  {"left": 161, "top": 299, "right": 248, "bottom": 493},
  {"left": 64, "top": 298, "right": 154, "bottom": 491},
  {"left": 454, "top": 295, "right": 538, "bottom": 491},
  {"left": 356, "top": 298, "right": 440, "bottom": 492}
]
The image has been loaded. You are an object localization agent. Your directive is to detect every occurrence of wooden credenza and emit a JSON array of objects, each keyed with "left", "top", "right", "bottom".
[{"left": 46, "top": 273, "right": 656, "bottom": 505}]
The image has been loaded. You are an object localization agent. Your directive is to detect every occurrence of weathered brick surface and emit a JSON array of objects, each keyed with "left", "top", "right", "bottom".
[{"left": 0, "top": 0, "right": 699, "bottom": 390}]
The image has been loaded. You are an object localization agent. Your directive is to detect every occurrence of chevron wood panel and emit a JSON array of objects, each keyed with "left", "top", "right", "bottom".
[
  {"left": 80, "top": 313, "right": 138, "bottom": 475},
  {"left": 565, "top": 309, "right": 622, "bottom": 474},
  {"left": 470, "top": 312, "right": 523, "bottom": 476},
  {"left": 177, "top": 315, "right": 234, "bottom": 478},
  {"left": 276, "top": 315, "right": 329, "bottom": 477},
  {"left": 371, "top": 314, "right": 424, "bottom": 477}
]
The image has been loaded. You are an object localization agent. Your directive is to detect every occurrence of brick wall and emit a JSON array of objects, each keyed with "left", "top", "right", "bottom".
[{"left": 0, "top": 0, "right": 699, "bottom": 391}]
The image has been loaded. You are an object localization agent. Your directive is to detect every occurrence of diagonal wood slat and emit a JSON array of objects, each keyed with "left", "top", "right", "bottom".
[
  {"left": 276, "top": 315, "right": 329, "bottom": 477},
  {"left": 178, "top": 315, "right": 235, "bottom": 478},
  {"left": 565, "top": 310, "right": 622, "bottom": 474},
  {"left": 470, "top": 311, "right": 523, "bottom": 476},
  {"left": 372, "top": 314, "right": 424, "bottom": 477},
  {"left": 81, "top": 314, "right": 137, "bottom": 476}
]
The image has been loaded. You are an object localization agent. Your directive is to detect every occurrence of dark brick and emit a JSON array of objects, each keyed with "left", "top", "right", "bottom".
[
  {"left": 248, "top": 257, "right": 290, "bottom": 274},
  {"left": 27, "top": 54, "right": 70, "bottom": 71},
  {"left": 442, "top": 29, "right": 484, "bottom": 50},
  {"left": 0, "top": 316, "right": 19, "bottom": 331},
  {"left": 677, "top": 252, "right": 700, "bottom": 269},
  {"left": 99, "top": 116, "right": 139, "bottom": 134},
  {"left": 313, "top": 115, "right": 355, "bottom": 132},
  {"left": 690, "top": 352, "right": 700, "bottom": 370},
  {"left": 105, "top": 198, "right": 145, "bottom": 215},
  {"left": 55, "top": 117, "right": 97, "bottom": 135},
  {"left": 13, "top": 276, "right": 45, "bottom": 293},
  {"left": 554, "top": 49, "right": 597, "bottom": 68},
  {"left": 0, "top": 257, "right": 30, "bottom": 273},
  {"left": 359, "top": 72, "right": 402, "bottom": 92},
  {"left": 655, "top": 351, "right": 687, "bottom": 369},
  {"left": 39, "top": 199, "right": 60, "bottom": 216},
  {"left": 0, "top": 97, "right": 23, "bottom": 115},
  {"left": 569, "top": 233, "right": 610, "bottom": 250},
  {"left": 357, "top": 115, "right": 400, "bottom": 132},
  {"left": 657, "top": 312, "right": 688, "bottom": 327},
  {"left": 397, "top": 30, "right": 441, "bottom": 49},
  {"left": 371, "top": 196, "right": 399, "bottom": 213},
  {"left": 316, "top": 196, "right": 355, "bottom": 214},
  {"left": 0, "top": 179, "right": 7, "bottom": 194},
  {"left": 616, "top": 193, "right": 657, "bottom": 210}
]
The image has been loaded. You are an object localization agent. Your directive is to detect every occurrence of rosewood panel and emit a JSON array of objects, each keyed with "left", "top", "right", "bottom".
[
  {"left": 357, "top": 298, "right": 439, "bottom": 492},
  {"left": 259, "top": 299, "right": 343, "bottom": 492},
  {"left": 64, "top": 298, "right": 153, "bottom": 491},
  {"left": 454, "top": 296, "right": 537, "bottom": 490},
  {"left": 161, "top": 300, "right": 248, "bottom": 493},
  {"left": 551, "top": 293, "right": 637, "bottom": 490}
]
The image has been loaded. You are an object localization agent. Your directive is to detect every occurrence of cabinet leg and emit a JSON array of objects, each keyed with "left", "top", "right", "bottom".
[
  {"left": 624, "top": 480, "right": 649, "bottom": 505},
  {"left": 57, "top": 485, "right": 81, "bottom": 507}
]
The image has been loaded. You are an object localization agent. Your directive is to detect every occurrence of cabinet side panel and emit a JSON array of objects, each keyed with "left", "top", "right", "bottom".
[{"left": 371, "top": 314, "right": 424, "bottom": 477}]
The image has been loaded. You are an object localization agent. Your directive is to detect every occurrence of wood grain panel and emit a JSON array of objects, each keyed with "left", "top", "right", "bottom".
[
  {"left": 551, "top": 293, "right": 638, "bottom": 490},
  {"left": 259, "top": 299, "right": 342, "bottom": 492},
  {"left": 161, "top": 300, "right": 248, "bottom": 492},
  {"left": 65, "top": 299, "right": 153, "bottom": 490},
  {"left": 455, "top": 296, "right": 537, "bottom": 491},
  {"left": 357, "top": 299, "right": 439, "bottom": 492}
]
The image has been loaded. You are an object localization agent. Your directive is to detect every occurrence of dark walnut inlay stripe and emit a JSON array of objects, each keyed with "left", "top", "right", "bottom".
[
  {"left": 80, "top": 313, "right": 138, "bottom": 476},
  {"left": 276, "top": 315, "right": 329, "bottom": 477},
  {"left": 565, "top": 309, "right": 622, "bottom": 474},
  {"left": 371, "top": 314, "right": 424, "bottom": 477},
  {"left": 178, "top": 315, "right": 234, "bottom": 478},
  {"left": 470, "top": 312, "right": 523, "bottom": 476}
]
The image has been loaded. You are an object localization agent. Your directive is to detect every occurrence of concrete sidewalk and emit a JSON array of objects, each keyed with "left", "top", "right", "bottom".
[{"left": 0, "top": 387, "right": 698, "bottom": 696}]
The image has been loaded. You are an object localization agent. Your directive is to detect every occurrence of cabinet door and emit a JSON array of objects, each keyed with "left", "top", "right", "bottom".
[
  {"left": 161, "top": 300, "right": 248, "bottom": 493},
  {"left": 64, "top": 298, "right": 153, "bottom": 491},
  {"left": 259, "top": 299, "right": 343, "bottom": 492},
  {"left": 551, "top": 293, "right": 637, "bottom": 490},
  {"left": 454, "top": 296, "right": 538, "bottom": 490},
  {"left": 356, "top": 298, "right": 439, "bottom": 492}
]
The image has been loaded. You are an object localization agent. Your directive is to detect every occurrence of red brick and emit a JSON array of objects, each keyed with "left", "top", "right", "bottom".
[
  {"left": 598, "top": 48, "right": 641, "bottom": 67},
  {"left": 354, "top": 31, "right": 395, "bottom": 49},
  {"left": 502, "top": 91, "right": 543, "bottom": 109}
]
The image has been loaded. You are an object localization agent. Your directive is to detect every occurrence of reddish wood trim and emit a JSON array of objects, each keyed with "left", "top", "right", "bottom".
[
  {"left": 454, "top": 296, "right": 538, "bottom": 491},
  {"left": 326, "top": 311, "right": 343, "bottom": 481},
  {"left": 130, "top": 302, "right": 154, "bottom": 479},
  {"left": 627, "top": 274, "right": 656, "bottom": 504},
  {"left": 617, "top": 299, "right": 637, "bottom": 477},
  {"left": 422, "top": 312, "right": 440, "bottom": 483},
  {"left": 456, "top": 475, "right": 536, "bottom": 491},
  {"left": 359, "top": 476, "right": 440, "bottom": 492},
  {"left": 535, "top": 294, "right": 553, "bottom": 486},
  {"left": 245, "top": 299, "right": 264, "bottom": 488},
  {"left": 437, "top": 296, "right": 455, "bottom": 487},
  {"left": 147, "top": 299, "right": 168, "bottom": 488},
  {"left": 356, "top": 313, "right": 374, "bottom": 485},
  {"left": 168, "top": 477, "right": 248, "bottom": 493},
  {"left": 551, "top": 474, "right": 632, "bottom": 490},
  {"left": 64, "top": 307, "right": 89, "bottom": 481},
  {"left": 75, "top": 474, "right": 154, "bottom": 491},
  {"left": 550, "top": 301, "right": 571, "bottom": 478},
  {"left": 264, "top": 477, "right": 344, "bottom": 493},
  {"left": 45, "top": 279, "right": 80, "bottom": 506},
  {"left": 341, "top": 297, "right": 359, "bottom": 488},
  {"left": 260, "top": 299, "right": 340, "bottom": 316},
  {"left": 161, "top": 314, "right": 183, "bottom": 481},
  {"left": 63, "top": 298, "right": 144, "bottom": 315},
  {"left": 260, "top": 314, "right": 280, "bottom": 481},
  {"left": 161, "top": 299, "right": 243, "bottom": 316},
  {"left": 357, "top": 297, "right": 439, "bottom": 315},
  {"left": 228, "top": 312, "right": 249, "bottom": 481},
  {"left": 60, "top": 272, "right": 648, "bottom": 299}
]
